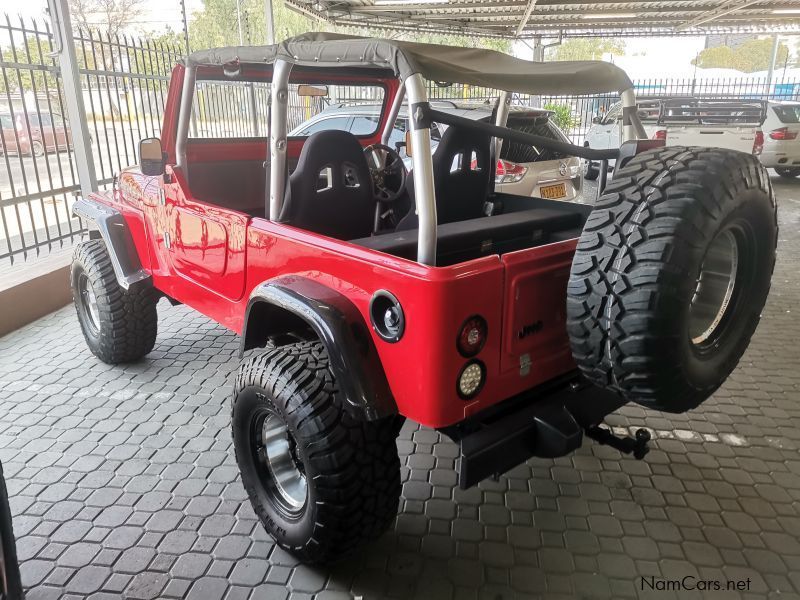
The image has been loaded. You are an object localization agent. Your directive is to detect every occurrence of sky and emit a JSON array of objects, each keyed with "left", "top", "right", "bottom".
[{"left": 0, "top": 0, "right": 719, "bottom": 74}]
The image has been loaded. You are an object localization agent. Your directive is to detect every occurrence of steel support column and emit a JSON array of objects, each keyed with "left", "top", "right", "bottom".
[{"left": 47, "top": 0, "right": 98, "bottom": 198}]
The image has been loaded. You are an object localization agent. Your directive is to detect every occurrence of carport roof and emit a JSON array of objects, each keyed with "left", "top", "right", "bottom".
[{"left": 284, "top": 0, "right": 800, "bottom": 39}]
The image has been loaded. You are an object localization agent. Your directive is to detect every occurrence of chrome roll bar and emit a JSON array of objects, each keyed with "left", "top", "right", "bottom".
[
  {"left": 269, "top": 60, "right": 292, "bottom": 221},
  {"left": 175, "top": 64, "right": 196, "bottom": 173},
  {"left": 621, "top": 87, "right": 646, "bottom": 141},
  {"left": 405, "top": 73, "right": 437, "bottom": 266},
  {"left": 381, "top": 80, "right": 405, "bottom": 147}
]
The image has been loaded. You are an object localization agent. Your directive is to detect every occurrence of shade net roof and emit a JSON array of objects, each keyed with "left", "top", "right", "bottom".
[
  {"left": 185, "top": 32, "right": 635, "bottom": 95},
  {"left": 282, "top": 0, "right": 800, "bottom": 39}
]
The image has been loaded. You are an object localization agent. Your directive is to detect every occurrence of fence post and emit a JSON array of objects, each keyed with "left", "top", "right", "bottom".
[{"left": 46, "top": 0, "right": 98, "bottom": 198}]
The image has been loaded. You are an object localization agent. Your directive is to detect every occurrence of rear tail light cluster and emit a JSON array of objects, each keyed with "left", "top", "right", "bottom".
[
  {"left": 457, "top": 362, "right": 485, "bottom": 399},
  {"left": 769, "top": 127, "right": 798, "bottom": 141},
  {"left": 457, "top": 316, "right": 487, "bottom": 357},
  {"left": 456, "top": 316, "right": 487, "bottom": 399},
  {"left": 652, "top": 129, "right": 667, "bottom": 141},
  {"left": 495, "top": 159, "right": 528, "bottom": 184},
  {"left": 753, "top": 130, "right": 764, "bottom": 155}
]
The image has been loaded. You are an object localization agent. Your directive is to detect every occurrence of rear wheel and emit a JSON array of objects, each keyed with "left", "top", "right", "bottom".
[
  {"left": 0, "top": 460, "right": 22, "bottom": 600},
  {"left": 582, "top": 148, "right": 599, "bottom": 181},
  {"left": 71, "top": 240, "right": 158, "bottom": 364},
  {"left": 232, "top": 341, "right": 401, "bottom": 564},
  {"left": 775, "top": 167, "right": 800, "bottom": 178},
  {"left": 567, "top": 147, "right": 777, "bottom": 413},
  {"left": 31, "top": 140, "right": 44, "bottom": 157}
]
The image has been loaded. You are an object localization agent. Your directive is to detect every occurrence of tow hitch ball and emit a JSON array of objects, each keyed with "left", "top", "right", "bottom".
[{"left": 585, "top": 425, "right": 651, "bottom": 460}]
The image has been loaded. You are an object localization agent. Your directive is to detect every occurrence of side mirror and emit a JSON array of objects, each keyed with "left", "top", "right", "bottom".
[
  {"left": 404, "top": 130, "right": 413, "bottom": 158},
  {"left": 139, "top": 137, "right": 164, "bottom": 176},
  {"left": 591, "top": 116, "right": 601, "bottom": 124}
]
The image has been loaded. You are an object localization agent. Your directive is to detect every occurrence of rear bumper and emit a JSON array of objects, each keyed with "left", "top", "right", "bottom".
[
  {"left": 440, "top": 374, "right": 626, "bottom": 488},
  {"left": 759, "top": 148, "right": 800, "bottom": 168}
]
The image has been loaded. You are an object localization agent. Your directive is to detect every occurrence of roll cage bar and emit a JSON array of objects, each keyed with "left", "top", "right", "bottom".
[{"left": 175, "top": 58, "right": 645, "bottom": 267}]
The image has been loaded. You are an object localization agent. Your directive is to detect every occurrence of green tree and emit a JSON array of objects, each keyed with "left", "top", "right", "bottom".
[
  {"left": 543, "top": 102, "right": 576, "bottom": 131},
  {"left": 184, "top": 0, "right": 313, "bottom": 49},
  {"left": 547, "top": 38, "right": 625, "bottom": 61},
  {"left": 692, "top": 38, "right": 790, "bottom": 73},
  {"left": 0, "top": 36, "right": 55, "bottom": 94}
]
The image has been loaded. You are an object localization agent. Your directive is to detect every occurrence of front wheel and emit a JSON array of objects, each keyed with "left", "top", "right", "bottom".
[
  {"left": 775, "top": 167, "right": 800, "bottom": 178},
  {"left": 71, "top": 240, "right": 158, "bottom": 364},
  {"left": 582, "top": 157, "right": 599, "bottom": 181},
  {"left": 232, "top": 341, "right": 401, "bottom": 564},
  {"left": 31, "top": 140, "right": 44, "bottom": 157}
]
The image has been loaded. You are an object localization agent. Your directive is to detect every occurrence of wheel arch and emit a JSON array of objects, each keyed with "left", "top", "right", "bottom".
[
  {"left": 240, "top": 276, "right": 397, "bottom": 421},
  {"left": 72, "top": 196, "right": 151, "bottom": 291}
]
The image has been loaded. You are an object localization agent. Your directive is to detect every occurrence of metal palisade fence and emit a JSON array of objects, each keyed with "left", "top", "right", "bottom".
[
  {"left": 2, "top": 14, "right": 800, "bottom": 266},
  {"left": 0, "top": 14, "right": 181, "bottom": 265}
]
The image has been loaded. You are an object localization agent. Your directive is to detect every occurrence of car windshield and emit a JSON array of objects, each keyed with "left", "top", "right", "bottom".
[{"left": 772, "top": 105, "right": 800, "bottom": 123}]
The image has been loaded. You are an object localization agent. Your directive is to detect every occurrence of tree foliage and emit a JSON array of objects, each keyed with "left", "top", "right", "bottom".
[
  {"left": 547, "top": 38, "right": 625, "bottom": 61},
  {"left": 692, "top": 38, "right": 790, "bottom": 73},
  {"left": 69, "top": 0, "right": 147, "bottom": 38}
]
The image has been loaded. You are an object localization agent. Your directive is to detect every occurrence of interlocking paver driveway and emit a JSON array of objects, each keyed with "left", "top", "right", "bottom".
[{"left": 0, "top": 177, "right": 798, "bottom": 600}]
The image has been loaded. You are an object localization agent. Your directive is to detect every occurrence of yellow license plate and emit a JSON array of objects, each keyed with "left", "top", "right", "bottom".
[{"left": 539, "top": 183, "right": 567, "bottom": 199}]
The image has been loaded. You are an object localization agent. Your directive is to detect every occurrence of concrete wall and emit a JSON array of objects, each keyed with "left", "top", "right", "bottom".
[{"left": 0, "top": 251, "right": 72, "bottom": 338}]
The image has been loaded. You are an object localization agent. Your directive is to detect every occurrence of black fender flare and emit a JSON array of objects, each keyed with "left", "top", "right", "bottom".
[
  {"left": 240, "top": 276, "right": 397, "bottom": 421},
  {"left": 72, "top": 197, "right": 151, "bottom": 290}
]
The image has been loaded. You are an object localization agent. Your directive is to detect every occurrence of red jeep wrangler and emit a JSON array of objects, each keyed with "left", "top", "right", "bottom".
[{"left": 70, "top": 34, "right": 777, "bottom": 564}]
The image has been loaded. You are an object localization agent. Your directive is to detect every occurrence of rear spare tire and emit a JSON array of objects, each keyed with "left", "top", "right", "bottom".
[
  {"left": 232, "top": 341, "right": 401, "bottom": 564},
  {"left": 567, "top": 147, "right": 777, "bottom": 413}
]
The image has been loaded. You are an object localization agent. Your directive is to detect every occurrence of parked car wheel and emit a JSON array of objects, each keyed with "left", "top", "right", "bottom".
[
  {"left": 31, "top": 140, "right": 45, "bottom": 157},
  {"left": 71, "top": 239, "right": 158, "bottom": 364},
  {"left": 775, "top": 167, "right": 800, "bottom": 179},
  {"left": 582, "top": 146, "right": 599, "bottom": 181},
  {"left": 567, "top": 147, "right": 777, "bottom": 413},
  {"left": 0, "top": 460, "right": 23, "bottom": 600},
  {"left": 232, "top": 341, "right": 401, "bottom": 564}
]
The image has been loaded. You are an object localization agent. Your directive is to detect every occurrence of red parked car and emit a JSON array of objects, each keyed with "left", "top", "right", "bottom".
[
  {"left": 0, "top": 111, "right": 72, "bottom": 156},
  {"left": 70, "top": 34, "right": 777, "bottom": 564}
]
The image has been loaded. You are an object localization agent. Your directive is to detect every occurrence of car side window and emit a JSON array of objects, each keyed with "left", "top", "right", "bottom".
[
  {"left": 603, "top": 105, "right": 621, "bottom": 124},
  {"left": 191, "top": 80, "right": 270, "bottom": 139},
  {"left": 350, "top": 115, "right": 380, "bottom": 136},
  {"left": 296, "top": 116, "right": 352, "bottom": 136},
  {"left": 0, "top": 115, "right": 12, "bottom": 129}
]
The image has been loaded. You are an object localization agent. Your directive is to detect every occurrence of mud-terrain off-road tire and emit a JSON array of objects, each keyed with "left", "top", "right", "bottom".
[
  {"left": 232, "top": 341, "right": 401, "bottom": 564},
  {"left": 71, "top": 239, "right": 158, "bottom": 364},
  {"left": 775, "top": 166, "right": 800, "bottom": 179},
  {"left": 0, "top": 460, "right": 23, "bottom": 600},
  {"left": 567, "top": 147, "right": 777, "bottom": 413}
]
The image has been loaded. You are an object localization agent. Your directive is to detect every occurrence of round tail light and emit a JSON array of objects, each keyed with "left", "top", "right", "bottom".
[
  {"left": 457, "top": 360, "right": 485, "bottom": 399},
  {"left": 457, "top": 315, "right": 487, "bottom": 357}
]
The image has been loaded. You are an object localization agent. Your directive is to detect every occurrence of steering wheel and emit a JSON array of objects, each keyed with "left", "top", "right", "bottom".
[{"left": 364, "top": 144, "right": 407, "bottom": 203}]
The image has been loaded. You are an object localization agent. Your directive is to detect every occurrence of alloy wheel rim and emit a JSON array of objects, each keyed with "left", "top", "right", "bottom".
[
  {"left": 689, "top": 228, "right": 739, "bottom": 346},
  {"left": 79, "top": 273, "right": 100, "bottom": 333},
  {"left": 257, "top": 411, "right": 307, "bottom": 512}
]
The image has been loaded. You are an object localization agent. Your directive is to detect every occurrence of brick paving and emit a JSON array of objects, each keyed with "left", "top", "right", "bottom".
[{"left": 0, "top": 176, "right": 799, "bottom": 600}]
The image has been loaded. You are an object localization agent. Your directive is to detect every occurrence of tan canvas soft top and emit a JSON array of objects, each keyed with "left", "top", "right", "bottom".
[{"left": 185, "top": 32, "right": 634, "bottom": 96}]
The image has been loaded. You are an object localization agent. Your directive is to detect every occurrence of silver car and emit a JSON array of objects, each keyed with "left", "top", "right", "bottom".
[{"left": 289, "top": 102, "right": 582, "bottom": 201}]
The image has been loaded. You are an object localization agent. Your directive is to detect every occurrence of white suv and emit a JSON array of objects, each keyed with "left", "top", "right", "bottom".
[{"left": 758, "top": 101, "right": 800, "bottom": 178}]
